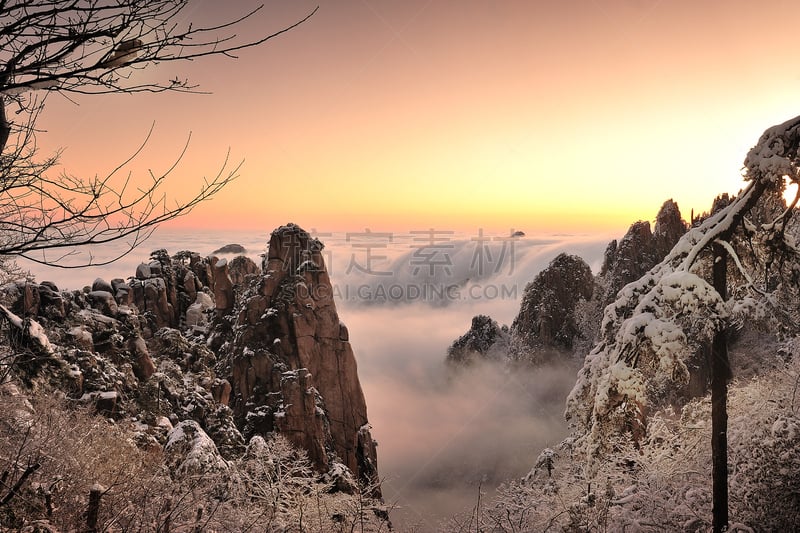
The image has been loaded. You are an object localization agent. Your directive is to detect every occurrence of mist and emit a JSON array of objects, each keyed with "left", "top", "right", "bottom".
[
  {"left": 18, "top": 227, "right": 612, "bottom": 529},
  {"left": 13, "top": 229, "right": 272, "bottom": 292},
  {"left": 331, "top": 232, "right": 610, "bottom": 528},
  {"left": 338, "top": 303, "right": 580, "bottom": 529}
]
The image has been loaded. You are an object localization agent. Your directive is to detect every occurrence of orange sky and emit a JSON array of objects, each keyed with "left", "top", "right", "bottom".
[{"left": 35, "top": 0, "right": 800, "bottom": 235}]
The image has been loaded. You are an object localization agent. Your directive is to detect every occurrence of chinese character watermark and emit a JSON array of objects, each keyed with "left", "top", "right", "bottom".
[
  {"left": 345, "top": 229, "right": 393, "bottom": 276},
  {"left": 409, "top": 228, "right": 455, "bottom": 276}
]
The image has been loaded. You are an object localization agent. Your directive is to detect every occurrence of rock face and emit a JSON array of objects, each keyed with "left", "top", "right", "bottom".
[
  {"left": 220, "top": 224, "right": 379, "bottom": 488},
  {"left": 600, "top": 199, "right": 687, "bottom": 304},
  {"left": 445, "top": 200, "right": 689, "bottom": 368},
  {"left": 211, "top": 258, "right": 234, "bottom": 313},
  {"left": 1, "top": 226, "right": 378, "bottom": 496},
  {"left": 446, "top": 315, "right": 509, "bottom": 366},
  {"left": 511, "top": 253, "right": 595, "bottom": 352}
]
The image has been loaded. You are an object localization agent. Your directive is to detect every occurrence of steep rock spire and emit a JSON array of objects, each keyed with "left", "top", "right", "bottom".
[{"left": 221, "top": 224, "right": 379, "bottom": 488}]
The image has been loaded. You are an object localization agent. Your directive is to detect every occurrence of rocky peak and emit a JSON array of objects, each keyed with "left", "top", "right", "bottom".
[
  {"left": 601, "top": 200, "right": 687, "bottom": 304},
  {"left": 446, "top": 201, "right": 689, "bottom": 368},
  {"left": 2, "top": 225, "right": 378, "bottom": 500},
  {"left": 446, "top": 314, "right": 509, "bottom": 366},
  {"left": 601, "top": 221, "right": 653, "bottom": 293},
  {"left": 511, "top": 253, "right": 594, "bottom": 353},
  {"left": 219, "top": 223, "right": 379, "bottom": 489},
  {"left": 653, "top": 199, "right": 686, "bottom": 257}
]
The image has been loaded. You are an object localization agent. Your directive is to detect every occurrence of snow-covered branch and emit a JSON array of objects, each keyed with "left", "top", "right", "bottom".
[{"left": 566, "top": 113, "right": 800, "bottom": 458}]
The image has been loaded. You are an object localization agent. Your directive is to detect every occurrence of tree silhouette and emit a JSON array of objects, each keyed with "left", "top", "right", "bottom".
[{"left": 0, "top": 1, "right": 316, "bottom": 268}]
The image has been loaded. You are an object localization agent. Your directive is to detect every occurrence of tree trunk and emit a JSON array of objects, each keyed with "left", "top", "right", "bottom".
[
  {"left": 85, "top": 485, "right": 103, "bottom": 533},
  {"left": 711, "top": 242, "right": 730, "bottom": 532},
  {"left": 0, "top": 99, "right": 10, "bottom": 155}
]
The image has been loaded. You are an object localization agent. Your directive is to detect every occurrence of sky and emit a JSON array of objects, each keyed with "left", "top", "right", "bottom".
[
  {"left": 20, "top": 3, "right": 800, "bottom": 523},
  {"left": 34, "top": 0, "right": 800, "bottom": 235}
]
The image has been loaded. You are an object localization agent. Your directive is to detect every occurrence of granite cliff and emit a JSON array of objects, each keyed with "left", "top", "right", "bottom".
[
  {"left": 216, "top": 224, "right": 378, "bottom": 487},
  {"left": 0, "top": 223, "right": 382, "bottom": 531}
]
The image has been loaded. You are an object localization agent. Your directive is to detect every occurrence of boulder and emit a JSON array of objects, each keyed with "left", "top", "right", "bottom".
[
  {"left": 135, "top": 263, "right": 151, "bottom": 280},
  {"left": 87, "top": 290, "right": 118, "bottom": 317},
  {"left": 37, "top": 283, "right": 65, "bottom": 319},
  {"left": 212, "top": 258, "right": 234, "bottom": 312},
  {"left": 39, "top": 281, "right": 58, "bottom": 292},
  {"left": 127, "top": 334, "right": 155, "bottom": 380},
  {"left": 182, "top": 271, "right": 198, "bottom": 304},
  {"left": 111, "top": 278, "right": 133, "bottom": 306},
  {"left": 91, "top": 278, "right": 114, "bottom": 294},
  {"left": 80, "top": 390, "right": 119, "bottom": 416},
  {"left": 185, "top": 292, "right": 214, "bottom": 328},
  {"left": 133, "top": 277, "right": 174, "bottom": 330},
  {"left": 148, "top": 260, "right": 162, "bottom": 277},
  {"left": 11, "top": 281, "right": 40, "bottom": 317},
  {"left": 67, "top": 326, "right": 94, "bottom": 351},
  {"left": 164, "top": 420, "right": 229, "bottom": 478},
  {"left": 210, "top": 378, "right": 231, "bottom": 406}
]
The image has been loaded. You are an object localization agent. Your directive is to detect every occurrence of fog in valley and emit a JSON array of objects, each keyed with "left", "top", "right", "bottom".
[
  {"left": 346, "top": 304, "right": 580, "bottom": 528},
  {"left": 20, "top": 227, "right": 612, "bottom": 528}
]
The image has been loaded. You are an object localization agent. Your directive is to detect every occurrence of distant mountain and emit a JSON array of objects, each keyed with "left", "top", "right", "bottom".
[
  {"left": 211, "top": 243, "right": 247, "bottom": 255},
  {"left": 446, "top": 314, "right": 510, "bottom": 366},
  {"left": 446, "top": 199, "right": 688, "bottom": 368}
]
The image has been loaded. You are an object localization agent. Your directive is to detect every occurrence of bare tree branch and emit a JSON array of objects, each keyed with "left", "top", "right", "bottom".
[{"left": 0, "top": 1, "right": 317, "bottom": 268}]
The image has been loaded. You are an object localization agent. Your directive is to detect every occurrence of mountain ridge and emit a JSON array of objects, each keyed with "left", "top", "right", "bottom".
[{"left": 0, "top": 223, "right": 387, "bottom": 531}]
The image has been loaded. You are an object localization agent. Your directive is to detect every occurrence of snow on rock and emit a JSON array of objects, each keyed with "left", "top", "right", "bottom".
[
  {"left": 567, "top": 115, "right": 800, "bottom": 460},
  {"left": 568, "top": 263, "right": 728, "bottom": 456},
  {"left": 0, "top": 304, "right": 53, "bottom": 354},
  {"left": 78, "top": 390, "right": 121, "bottom": 416},
  {"left": 164, "top": 420, "right": 230, "bottom": 478},
  {"left": 511, "top": 253, "right": 595, "bottom": 352},
  {"left": 446, "top": 314, "right": 510, "bottom": 366},
  {"left": 324, "top": 460, "right": 359, "bottom": 493},
  {"left": 567, "top": 214, "right": 728, "bottom": 457},
  {"left": 600, "top": 200, "right": 687, "bottom": 306},
  {"left": 743, "top": 113, "right": 800, "bottom": 183},
  {"left": 0, "top": 225, "right": 376, "bottom": 501},
  {"left": 770, "top": 414, "right": 799, "bottom": 441},
  {"left": 527, "top": 447, "right": 559, "bottom": 480},
  {"left": 185, "top": 291, "right": 214, "bottom": 328},
  {"left": 220, "top": 223, "right": 380, "bottom": 492}
]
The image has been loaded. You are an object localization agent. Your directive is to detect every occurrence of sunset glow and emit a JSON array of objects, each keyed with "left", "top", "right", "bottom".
[
  {"left": 8, "top": 3, "right": 800, "bottom": 529},
  {"left": 35, "top": 0, "right": 800, "bottom": 234}
]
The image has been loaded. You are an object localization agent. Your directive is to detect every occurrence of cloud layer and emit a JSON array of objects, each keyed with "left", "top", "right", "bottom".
[{"left": 20, "top": 228, "right": 611, "bottom": 528}]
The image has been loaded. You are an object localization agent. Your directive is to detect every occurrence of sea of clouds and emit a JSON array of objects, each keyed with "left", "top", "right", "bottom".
[{"left": 19, "top": 226, "right": 614, "bottom": 528}]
